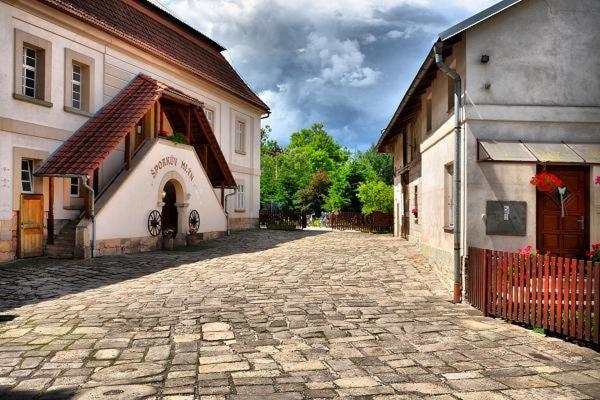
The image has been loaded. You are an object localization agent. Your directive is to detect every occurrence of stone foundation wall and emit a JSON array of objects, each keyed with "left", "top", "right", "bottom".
[
  {"left": 93, "top": 230, "right": 226, "bottom": 257},
  {"left": 0, "top": 213, "right": 18, "bottom": 263},
  {"left": 229, "top": 217, "right": 259, "bottom": 231},
  {"left": 421, "top": 242, "right": 453, "bottom": 294},
  {"left": 95, "top": 236, "right": 161, "bottom": 257}
]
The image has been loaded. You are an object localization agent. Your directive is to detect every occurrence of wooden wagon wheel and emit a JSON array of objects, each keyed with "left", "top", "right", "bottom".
[
  {"left": 147, "top": 210, "right": 162, "bottom": 236},
  {"left": 189, "top": 210, "right": 200, "bottom": 231}
]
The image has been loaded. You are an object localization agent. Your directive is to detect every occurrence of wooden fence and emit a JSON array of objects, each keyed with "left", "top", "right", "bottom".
[
  {"left": 467, "top": 247, "right": 600, "bottom": 346},
  {"left": 330, "top": 212, "right": 393, "bottom": 233},
  {"left": 259, "top": 211, "right": 304, "bottom": 230}
]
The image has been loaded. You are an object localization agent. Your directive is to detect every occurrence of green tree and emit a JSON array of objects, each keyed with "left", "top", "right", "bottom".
[
  {"left": 357, "top": 181, "right": 394, "bottom": 214},
  {"left": 295, "top": 169, "right": 331, "bottom": 214},
  {"left": 260, "top": 126, "right": 282, "bottom": 205},
  {"left": 325, "top": 156, "right": 377, "bottom": 211},
  {"left": 356, "top": 144, "right": 394, "bottom": 185}
]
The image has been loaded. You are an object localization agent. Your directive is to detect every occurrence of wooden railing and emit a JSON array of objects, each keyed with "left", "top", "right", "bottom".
[
  {"left": 330, "top": 212, "right": 393, "bottom": 233},
  {"left": 259, "top": 211, "right": 304, "bottom": 230},
  {"left": 467, "top": 247, "right": 600, "bottom": 346}
]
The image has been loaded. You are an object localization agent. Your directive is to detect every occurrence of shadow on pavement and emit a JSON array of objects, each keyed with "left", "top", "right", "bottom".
[
  {"left": 0, "top": 229, "right": 325, "bottom": 314},
  {"left": 0, "top": 388, "right": 75, "bottom": 400}
]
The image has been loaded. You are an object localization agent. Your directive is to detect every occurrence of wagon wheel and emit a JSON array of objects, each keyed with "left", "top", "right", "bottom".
[
  {"left": 147, "top": 210, "right": 162, "bottom": 236},
  {"left": 189, "top": 210, "right": 200, "bottom": 231}
]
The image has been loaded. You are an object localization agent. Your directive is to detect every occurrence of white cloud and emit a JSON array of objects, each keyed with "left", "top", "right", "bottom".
[
  {"left": 301, "top": 33, "right": 380, "bottom": 88},
  {"left": 163, "top": 0, "right": 501, "bottom": 148}
]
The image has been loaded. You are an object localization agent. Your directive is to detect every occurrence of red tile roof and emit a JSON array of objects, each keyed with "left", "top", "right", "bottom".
[
  {"left": 36, "top": 74, "right": 236, "bottom": 189},
  {"left": 37, "top": 74, "right": 160, "bottom": 177},
  {"left": 37, "top": 0, "right": 269, "bottom": 112}
]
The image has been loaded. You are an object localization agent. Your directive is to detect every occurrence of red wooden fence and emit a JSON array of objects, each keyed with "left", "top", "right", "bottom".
[
  {"left": 467, "top": 247, "right": 600, "bottom": 346},
  {"left": 330, "top": 212, "right": 393, "bottom": 233}
]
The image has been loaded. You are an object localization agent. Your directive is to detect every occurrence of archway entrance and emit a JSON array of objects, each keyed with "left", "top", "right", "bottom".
[{"left": 162, "top": 181, "right": 178, "bottom": 234}]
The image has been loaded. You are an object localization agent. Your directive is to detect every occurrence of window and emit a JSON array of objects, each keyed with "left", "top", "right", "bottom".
[
  {"left": 64, "top": 49, "right": 94, "bottom": 114},
  {"left": 71, "top": 64, "right": 82, "bottom": 110},
  {"left": 447, "top": 76, "right": 455, "bottom": 111},
  {"left": 236, "top": 184, "right": 245, "bottom": 210},
  {"left": 14, "top": 29, "right": 52, "bottom": 106},
  {"left": 444, "top": 163, "right": 454, "bottom": 229},
  {"left": 204, "top": 108, "right": 214, "bottom": 128},
  {"left": 426, "top": 97, "right": 432, "bottom": 133},
  {"left": 70, "top": 177, "right": 79, "bottom": 197},
  {"left": 21, "top": 159, "right": 34, "bottom": 193},
  {"left": 22, "top": 47, "right": 37, "bottom": 98},
  {"left": 235, "top": 120, "right": 245, "bottom": 153}
]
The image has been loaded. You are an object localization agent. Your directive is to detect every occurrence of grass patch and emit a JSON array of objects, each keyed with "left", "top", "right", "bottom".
[{"left": 532, "top": 326, "right": 545, "bottom": 335}]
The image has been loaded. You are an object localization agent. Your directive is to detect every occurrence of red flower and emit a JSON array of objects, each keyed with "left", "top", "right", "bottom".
[
  {"left": 530, "top": 172, "right": 563, "bottom": 192},
  {"left": 595, "top": 176, "right": 600, "bottom": 185}
]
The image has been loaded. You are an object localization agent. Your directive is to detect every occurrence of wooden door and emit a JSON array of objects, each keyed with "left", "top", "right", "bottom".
[
  {"left": 161, "top": 182, "right": 178, "bottom": 234},
  {"left": 19, "top": 194, "right": 44, "bottom": 258},
  {"left": 537, "top": 166, "right": 589, "bottom": 258},
  {"left": 401, "top": 173, "right": 410, "bottom": 239}
]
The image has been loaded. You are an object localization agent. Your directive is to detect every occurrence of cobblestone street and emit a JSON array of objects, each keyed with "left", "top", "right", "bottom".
[{"left": 0, "top": 230, "right": 599, "bottom": 400}]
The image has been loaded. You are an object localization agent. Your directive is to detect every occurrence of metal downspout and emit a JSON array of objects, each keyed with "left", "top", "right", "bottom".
[
  {"left": 81, "top": 176, "right": 96, "bottom": 258},
  {"left": 224, "top": 187, "right": 238, "bottom": 236},
  {"left": 434, "top": 41, "right": 463, "bottom": 303}
]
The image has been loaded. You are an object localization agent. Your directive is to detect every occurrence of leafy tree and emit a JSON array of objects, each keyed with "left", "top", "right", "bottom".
[
  {"left": 259, "top": 122, "right": 393, "bottom": 214},
  {"left": 325, "top": 156, "right": 377, "bottom": 211},
  {"left": 356, "top": 144, "right": 394, "bottom": 185},
  {"left": 295, "top": 169, "right": 331, "bottom": 214},
  {"left": 260, "top": 126, "right": 282, "bottom": 204},
  {"left": 357, "top": 181, "right": 394, "bottom": 214}
]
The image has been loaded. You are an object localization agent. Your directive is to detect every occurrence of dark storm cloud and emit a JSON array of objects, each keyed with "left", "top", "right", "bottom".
[{"left": 164, "top": 0, "right": 498, "bottom": 149}]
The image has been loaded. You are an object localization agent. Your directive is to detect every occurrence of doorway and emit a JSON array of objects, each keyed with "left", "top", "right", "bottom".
[
  {"left": 19, "top": 194, "right": 44, "bottom": 258},
  {"left": 537, "top": 165, "right": 589, "bottom": 259},
  {"left": 161, "top": 181, "right": 178, "bottom": 234}
]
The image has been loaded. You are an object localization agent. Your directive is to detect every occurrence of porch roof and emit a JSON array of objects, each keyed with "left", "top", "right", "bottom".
[
  {"left": 35, "top": 74, "right": 237, "bottom": 187},
  {"left": 478, "top": 140, "right": 600, "bottom": 164}
]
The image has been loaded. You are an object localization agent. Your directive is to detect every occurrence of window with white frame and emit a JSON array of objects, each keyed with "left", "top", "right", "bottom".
[
  {"left": 21, "top": 159, "right": 34, "bottom": 193},
  {"left": 204, "top": 108, "right": 214, "bottom": 128},
  {"left": 444, "top": 163, "right": 454, "bottom": 228},
  {"left": 71, "top": 64, "right": 82, "bottom": 110},
  {"left": 22, "top": 47, "right": 37, "bottom": 98},
  {"left": 236, "top": 184, "right": 245, "bottom": 210},
  {"left": 235, "top": 120, "right": 245, "bottom": 153},
  {"left": 70, "top": 177, "right": 79, "bottom": 197}
]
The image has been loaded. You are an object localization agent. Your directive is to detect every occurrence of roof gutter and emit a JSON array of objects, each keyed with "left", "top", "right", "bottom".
[{"left": 434, "top": 40, "right": 463, "bottom": 304}]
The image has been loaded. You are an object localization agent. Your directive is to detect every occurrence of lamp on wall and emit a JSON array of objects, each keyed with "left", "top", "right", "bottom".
[
  {"left": 480, "top": 54, "right": 490, "bottom": 63},
  {"left": 161, "top": 190, "right": 167, "bottom": 199}
]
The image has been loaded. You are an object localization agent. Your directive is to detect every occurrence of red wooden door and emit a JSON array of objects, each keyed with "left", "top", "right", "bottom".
[{"left": 537, "top": 166, "right": 589, "bottom": 258}]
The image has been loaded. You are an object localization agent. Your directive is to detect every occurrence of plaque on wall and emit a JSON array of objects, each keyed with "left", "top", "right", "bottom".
[{"left": 486, "top": 201, "right": 526, "bottom": 236}]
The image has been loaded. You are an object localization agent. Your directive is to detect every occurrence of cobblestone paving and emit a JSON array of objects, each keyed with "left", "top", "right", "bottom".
[{"left": 0, "top": 230, "right": 599, "bottom": 400}]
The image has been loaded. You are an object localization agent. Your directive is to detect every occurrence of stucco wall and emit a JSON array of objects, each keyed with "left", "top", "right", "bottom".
[
  {"left": 465, "top": 0, "right": 600, "bottom": 107},
  {"left": 95, "top": 140, "right": 226, "bottom": 241}
]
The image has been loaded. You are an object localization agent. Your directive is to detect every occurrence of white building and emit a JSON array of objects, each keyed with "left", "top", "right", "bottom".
[
  {"left": 0, "top": 0, "right": 269, "bottom": 261},
  {"left": 377, "top": 0, "right": 600, "bottom": 299}
]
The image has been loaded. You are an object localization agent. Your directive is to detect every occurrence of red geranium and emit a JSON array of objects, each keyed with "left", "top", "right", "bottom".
[
  {"left": 530, "top": 172, "right": 563, "bottom": 192},
  {"left": 589, "top": 243, "right": 600, "bottom": 262},
  {"left": 595, "top": 176, "right": 600, "bottom": 185}
]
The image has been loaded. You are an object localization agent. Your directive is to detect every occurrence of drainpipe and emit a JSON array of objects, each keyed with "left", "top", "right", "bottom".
[
  {"left": 434, "top": 40, "right": 462, "bottom": 304},
  {"left": 224, "top": 187, "right": 238, "bottom": 236},
  {"left": 81, "top": 176, "right": 95, "bottom": 258}
]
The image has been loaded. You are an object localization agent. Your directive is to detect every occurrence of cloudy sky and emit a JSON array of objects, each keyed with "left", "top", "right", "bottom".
[{"left": 163, "top": 0, "right": 498, "bottom": 150}]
